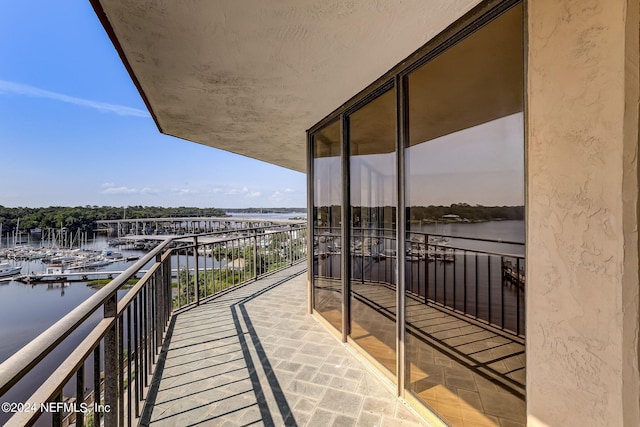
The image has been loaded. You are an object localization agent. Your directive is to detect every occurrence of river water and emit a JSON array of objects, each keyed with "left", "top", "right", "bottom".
[{"left": 0, "top": 236, "right": 150, "bottom": 425}]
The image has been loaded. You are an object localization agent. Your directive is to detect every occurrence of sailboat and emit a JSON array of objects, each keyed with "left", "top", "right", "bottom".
[
  {"left": 428, "top": 220, "right": 454, "bottom": 262},
  {"left": 0, "top": 262, "right": 22, "bottom": 278}
]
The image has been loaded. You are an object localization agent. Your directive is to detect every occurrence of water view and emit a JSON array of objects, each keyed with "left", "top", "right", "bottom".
[
  {"left": 0, "top": 216, "right": 513, "bottom": 368},
  {"left": 1, "top": 212, "right": 519, "bottom": 426},
  {"left": 0, "top": 211, "right": 309, "bottom": 423}
]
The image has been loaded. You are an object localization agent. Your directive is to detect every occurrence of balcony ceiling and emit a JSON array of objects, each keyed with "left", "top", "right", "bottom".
[{"left": 91, "top": 0, "right": 481, "bottom": 172}]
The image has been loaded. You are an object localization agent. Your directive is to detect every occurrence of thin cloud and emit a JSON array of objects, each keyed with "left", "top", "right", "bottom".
[
  {"left": 0, "top": 80, "right": 150, "bottom": 117},
  {"left": 101, "top": 183, "right": 157, "bottom": 195},
  {"left": 269, "top": 191, "right": 284, "bottom": 201},
  {"left": 226, "top": 186, "right": 249, "bottom": 195},
  {"left": 101, "top": 186, "right": 138, "bottom": 195},
  {"left": 173, "top": 188, "right": 196, "bottom": 195}
]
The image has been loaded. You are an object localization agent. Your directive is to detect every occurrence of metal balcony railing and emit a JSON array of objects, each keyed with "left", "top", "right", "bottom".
[{"left": 0, "top": 222, "right": 306, "bottom": 427}]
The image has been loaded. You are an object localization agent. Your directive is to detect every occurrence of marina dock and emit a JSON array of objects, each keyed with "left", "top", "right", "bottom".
[{"left": 15, "top": 270, "right": 150, "bottom": 283}]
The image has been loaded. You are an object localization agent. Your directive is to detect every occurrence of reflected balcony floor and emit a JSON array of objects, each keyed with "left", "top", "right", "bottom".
[
  {"left": 315, "top": 279, "right": 525, "bottom": 427},
  {"left": 352, "top": 282, "right": 526, "bottom": 427},
  {"left": 143, "top": 265, "right": 427, "bottom": 427}
]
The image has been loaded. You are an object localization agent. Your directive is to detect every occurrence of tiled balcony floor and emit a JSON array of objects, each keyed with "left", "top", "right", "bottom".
[
  {"left": 355, "top": 284, "right": 525, "bottom": 427},
  {"left": 142, "top": 265, "right": 427, "bottom": 427},
  {"left": 315, "top": 281, "right": 525, "bottom": 427}
]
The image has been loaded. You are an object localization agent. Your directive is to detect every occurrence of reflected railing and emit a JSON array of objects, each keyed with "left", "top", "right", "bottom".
[
  {"left": 0, "top": 222, "right": 306, "bottom": 427},
  {"left": 312, "top": 226, "right": 342, "bottom": 280},
  {"left": 314, "top": 227, "right": 525, "bottom": 337},
  {"left": 406, "top": 230, "right": 525, "bottom": 337}
]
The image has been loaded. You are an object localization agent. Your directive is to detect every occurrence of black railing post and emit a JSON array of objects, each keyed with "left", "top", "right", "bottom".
[
  {"left": 126, "top": 305, "right": 132, "bottom": 427},
  {"left": 501, "top": 256, "right": 505, "bottom": 329},
  {"left": 453, "top": 250, "right": 457, "bottom": 311},
  {"left": 146, "top": 283, "right": 152, "bottom": 383},
  {"left": 475, "top": 252, "right": 479, "bottom": 318},
  {"left": 487, "top": 255, "right": 492, "bottom": 325},
  {"left": 118, "top": 313, "right": 124, "bottom": 427},
  {"left": 133, "top": 298, "right": 140, "bottom": 417},
  {"left": 185, "top": 251, "right": 190, "bottom": 305},
  {"left": 103, "top": 294, "right": 118, "bottom": 427},
  {"left": 93, "top": 346, "right": 101, "bottom": 424},
  {"left": 142, "top": 286, "right": 148, "bottom": 389},
  {"left": 166, "top": 255, "right": 172, "bottom": 318},
  {"left": 425, "top": 239, "right": 429, "bottom": 304},
  {"left": 434, "top": 247, "right": 438, "bottom": 304},
  {"left": 443, "top": 250, "right": 447, "bottom": 307},
  {"left": 156, "top": 253, "right": 163, "bottom": 347},
  {"left": 176, "top": 251, "right": 182, "bottom": 309},
  {"left": 253, "top": 235, "right": 258, "bottom": 280},
  {"left": 517, "top": 257, "right": 521, "bottom": 335},
  {"left": 52, "top": 392, "right": 62, "bottom": 427},
  {"left": 463, "top": 250, "right": 468, "bottom": 314},
  {"left": 194, "top": 237, "right": 200, "bottom": 306},
  {"left": 76, "top": 367, "right": 85, "bottom": 427}
]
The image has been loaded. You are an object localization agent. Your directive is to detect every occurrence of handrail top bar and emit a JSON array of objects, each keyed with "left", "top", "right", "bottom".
[{"left": 0, "top": 237, "right": 172, "bottom": 396}]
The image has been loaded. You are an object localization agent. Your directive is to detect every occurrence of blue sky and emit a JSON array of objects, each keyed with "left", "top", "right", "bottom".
[{"left": 0, "top": 1, "right": 306, "bottom": 209}]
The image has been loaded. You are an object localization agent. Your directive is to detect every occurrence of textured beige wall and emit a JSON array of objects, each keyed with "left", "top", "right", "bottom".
[
  {"left": 621, "top": 0, "right": 640, "bottom": 424},
  {"left": 527, "top": 0, "right": 640, "bottom": 426}
]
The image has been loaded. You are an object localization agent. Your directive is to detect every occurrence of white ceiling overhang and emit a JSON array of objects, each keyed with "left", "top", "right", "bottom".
[{"left": 91, "top": 0, "right": 482, "bottom": 172}]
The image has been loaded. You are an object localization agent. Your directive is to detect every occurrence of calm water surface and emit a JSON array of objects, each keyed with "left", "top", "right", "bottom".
[{"left": 0, "top": 237, "right": 146, "bottom": 424}]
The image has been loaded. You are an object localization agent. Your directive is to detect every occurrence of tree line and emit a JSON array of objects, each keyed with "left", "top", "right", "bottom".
[
  {"left": 224, "top": 207, "right": 306, "bottom": 214},
  {"left": 407, "top": 203, "right": 524, "bottom": 222},
  {"left": 316, "top": 203, "right": 524, "bottom": 224},
  {"left": 0, "top": 206, "right": 228, "bottom": 233}
]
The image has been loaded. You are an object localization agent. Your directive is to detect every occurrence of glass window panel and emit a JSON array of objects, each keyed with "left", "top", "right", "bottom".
[
  {"left": 404, "top": 4, "right": 526, "bottom": 426},
  {"left": 313, "top": 120, "right": 342, "bottom": 332},
  {"left": 349, "top": 88, "right": 397, "bottom": 376}
]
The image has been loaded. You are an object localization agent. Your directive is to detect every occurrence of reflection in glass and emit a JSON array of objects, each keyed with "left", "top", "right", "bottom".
[
  {"left": 404, "top": 4, "right": 526, "bottom": 426},
  {"left": 313, "top": 120, "right": 342, "bottom": 332},
  {"left": 349, "top": 88, "right": 397, "bottom": 376}
]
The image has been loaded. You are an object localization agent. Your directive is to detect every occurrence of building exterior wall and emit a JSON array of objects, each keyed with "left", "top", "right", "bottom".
[
  {"left": 527, "top": 0, "right": 640, "bottom": 425},
  {"left": 309, "top": 2, "right": 527, "bottom": 425}
]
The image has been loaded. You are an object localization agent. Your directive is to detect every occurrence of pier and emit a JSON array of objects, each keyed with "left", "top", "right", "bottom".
[{"left": 15, "top": 270, "right": 150, "bottom": 284}]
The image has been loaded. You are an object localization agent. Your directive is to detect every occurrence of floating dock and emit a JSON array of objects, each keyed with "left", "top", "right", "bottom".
[{"left": 15, "top": 270, "right": 150, "bottom": 284}]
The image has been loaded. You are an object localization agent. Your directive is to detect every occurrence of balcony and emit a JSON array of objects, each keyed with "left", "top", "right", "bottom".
[
  {"left": 0, "top": 220, "right": 527, "bottom": 426},
  {"left": 139, "top": 265, "right": 425, "bottom": 426},
  {"left": 0, "top": 223, "right": 427, "bottom": 427}
]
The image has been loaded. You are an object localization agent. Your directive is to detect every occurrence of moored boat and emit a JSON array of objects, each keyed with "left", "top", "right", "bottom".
[{"left": 0, "top": 262, "right": 22, "bottom": 278}]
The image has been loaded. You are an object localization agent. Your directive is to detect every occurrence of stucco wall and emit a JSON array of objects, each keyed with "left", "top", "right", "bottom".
[
  {"left": 527, "top": 0, "right": 640, "bottom": 425},
  {"left": 96, "top": 0, "right": 483, "bottom": 172}
]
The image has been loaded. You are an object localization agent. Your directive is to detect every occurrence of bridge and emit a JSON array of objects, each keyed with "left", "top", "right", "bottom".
[{"left": 96, "top": 216, "right": 304, "bottom": 238}]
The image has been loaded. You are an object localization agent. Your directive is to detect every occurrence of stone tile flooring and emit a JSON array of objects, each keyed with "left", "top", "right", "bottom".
[
  {"left": 142, "top": 265, "right": 427, "bottom": 427},
  {"left": 351, "top": 283, "right": 525, "bottom": 427},
  {"left": 314, "top": 281, "right": 526, "bottom": 427}
]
